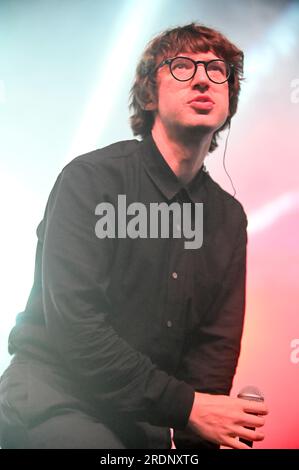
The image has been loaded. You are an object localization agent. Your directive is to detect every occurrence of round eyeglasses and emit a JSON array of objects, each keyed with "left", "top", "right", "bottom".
[{"left": 157, "top": 56, "right": 233, "bottom": 84}]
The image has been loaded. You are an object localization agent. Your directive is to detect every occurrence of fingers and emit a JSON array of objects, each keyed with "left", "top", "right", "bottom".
[
  {"left": 236, "top": 426, "right": 265, "bottom": 443},
  {"left": 239, "top": 398, "right": 269, "bottom": 416},
  {"left": 238, "top": 414, "right": 266, "bottom": 428},
  {"left": 223, "top": 428, "right": 264, "bottom": 450},
  {"left": 189, "top": 393, "right": 269, "bottom": 449},
  {"left": 225, "top": 437, "right": 253, "bottom": 450}
]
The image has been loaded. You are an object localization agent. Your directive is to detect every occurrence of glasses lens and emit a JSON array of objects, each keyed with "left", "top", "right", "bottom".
[
  {"left": 206, "top": 60, "right": 229, "bottom": 83},
  {"left": 170, "top": 57, "right": 195, "bottom": 81}
]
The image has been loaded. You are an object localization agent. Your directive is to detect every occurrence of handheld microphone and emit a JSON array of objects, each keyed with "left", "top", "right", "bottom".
[{"left": 237, "top": 385, "right": 264, "bottom": 448}]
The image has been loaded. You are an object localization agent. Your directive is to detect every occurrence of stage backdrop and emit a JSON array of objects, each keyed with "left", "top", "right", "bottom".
[{"left": 0, "top": 0, "right": 298, "bottom": 449}]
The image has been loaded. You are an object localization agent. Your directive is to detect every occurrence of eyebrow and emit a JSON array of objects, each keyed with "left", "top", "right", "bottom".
[{"left": 174, "top": 53, "right": 222, "bottom": 60}]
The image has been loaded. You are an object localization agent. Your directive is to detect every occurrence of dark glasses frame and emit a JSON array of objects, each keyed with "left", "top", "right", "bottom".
[{"left": 156, "top": 56, "right": 234, "bottom": 84}]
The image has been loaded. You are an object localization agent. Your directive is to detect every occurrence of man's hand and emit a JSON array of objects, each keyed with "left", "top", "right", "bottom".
[{"left": 188, "top": 392, "right": 269, "bottom": 449}]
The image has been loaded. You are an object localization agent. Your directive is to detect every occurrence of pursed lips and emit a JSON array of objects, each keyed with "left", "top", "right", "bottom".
[{"left": 188, "top": 95, "right": 214, "bottom": 104}]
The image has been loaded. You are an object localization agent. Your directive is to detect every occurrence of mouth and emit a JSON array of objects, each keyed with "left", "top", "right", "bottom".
[
  {"left": 188, "top": 96, "right": 214, "bottom": 110},
  {"left": 189, "top": 100, "right": 214, "bottom": 110}
]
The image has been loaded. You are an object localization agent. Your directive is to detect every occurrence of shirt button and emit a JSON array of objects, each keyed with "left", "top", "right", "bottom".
[
  {"left": 172, "top": 272, "right": 178, "bottom": 279},
  {"left": 166, "top": 320, "right": 172, "bottom": 328}
]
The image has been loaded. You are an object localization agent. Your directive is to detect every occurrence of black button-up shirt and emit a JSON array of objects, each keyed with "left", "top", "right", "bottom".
[{"left": 8, "top": 134, "right": 248, "bottom": 448}]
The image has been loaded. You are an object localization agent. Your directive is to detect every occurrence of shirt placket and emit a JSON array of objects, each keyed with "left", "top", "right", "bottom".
[{"left": 161, "top": 191, "right": 191, "bottom": 368}]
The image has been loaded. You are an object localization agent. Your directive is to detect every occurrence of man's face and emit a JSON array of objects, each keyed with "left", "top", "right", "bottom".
[{"left": 151, "top": 50, "right": 230, "bottom": 134}]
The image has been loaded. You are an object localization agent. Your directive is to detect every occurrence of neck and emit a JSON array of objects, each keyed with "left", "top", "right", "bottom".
[{"left": 151, "top": 119, "right": 213, "bottom": 185}]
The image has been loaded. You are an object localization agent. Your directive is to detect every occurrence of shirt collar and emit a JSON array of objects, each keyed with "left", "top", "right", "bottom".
[{"left": 140, "top": 133, "right": 207, "bottom": 203}]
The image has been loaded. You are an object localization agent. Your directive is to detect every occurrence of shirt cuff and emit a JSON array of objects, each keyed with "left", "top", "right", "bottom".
[{"left": 150, "top": 379, "right": 195, "bottom": 430}]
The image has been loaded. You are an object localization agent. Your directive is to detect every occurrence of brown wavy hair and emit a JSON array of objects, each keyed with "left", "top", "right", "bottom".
[{"left": 129, "top": 23, "right": 244, "bottom": 153}]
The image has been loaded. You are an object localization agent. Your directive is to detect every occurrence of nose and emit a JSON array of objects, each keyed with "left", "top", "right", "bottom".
[{"left": 192, "top": 64, "right": 209, "bottom": 87}]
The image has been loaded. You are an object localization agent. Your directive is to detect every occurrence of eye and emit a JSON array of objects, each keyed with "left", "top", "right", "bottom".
[
  {"left": 173, "top": 62, "right": 188, "bottom": 70},
  {"left": 208, "top": 61, "right": 226, "bottom": 75},
  {"left": 172, "top": 58, "right": 193, "bottom": 70}
]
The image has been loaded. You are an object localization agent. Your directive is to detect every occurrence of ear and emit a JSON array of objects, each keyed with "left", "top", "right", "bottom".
[
  {"left": 142, "top": 84, "right": 158, "bottom": 111},
  {"left": 143, "top": 97, "right": 157, "bottom": 111}
]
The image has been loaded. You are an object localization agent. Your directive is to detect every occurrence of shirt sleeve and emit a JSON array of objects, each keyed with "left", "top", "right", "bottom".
[
  {"left": 41, "top": 161, "right": 194, "bottom": 430},
  {"left": 174, "top": 212, "right": 248, "bottom": 448}
]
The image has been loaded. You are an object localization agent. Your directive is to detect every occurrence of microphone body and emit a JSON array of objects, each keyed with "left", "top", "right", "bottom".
[{"left": 237, "top": 385, "right": 264, "bottom": 448}]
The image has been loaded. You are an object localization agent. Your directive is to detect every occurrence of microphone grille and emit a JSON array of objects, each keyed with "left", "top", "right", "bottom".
[{"left": 237, "top": 385, "right": 264, "bottom": 402}]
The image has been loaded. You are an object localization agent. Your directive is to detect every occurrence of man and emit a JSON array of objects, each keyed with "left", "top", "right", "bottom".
[{"left": 0, "top": 23, "right": 268, "bottom": 449}]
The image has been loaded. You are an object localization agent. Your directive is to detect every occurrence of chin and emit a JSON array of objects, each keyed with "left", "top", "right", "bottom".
[
  {"left": 186, "top": 120, "right": 218, "bottom": 132},
  {"left": 190, "top": 115, "right": 228, "bottom": 131}
]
